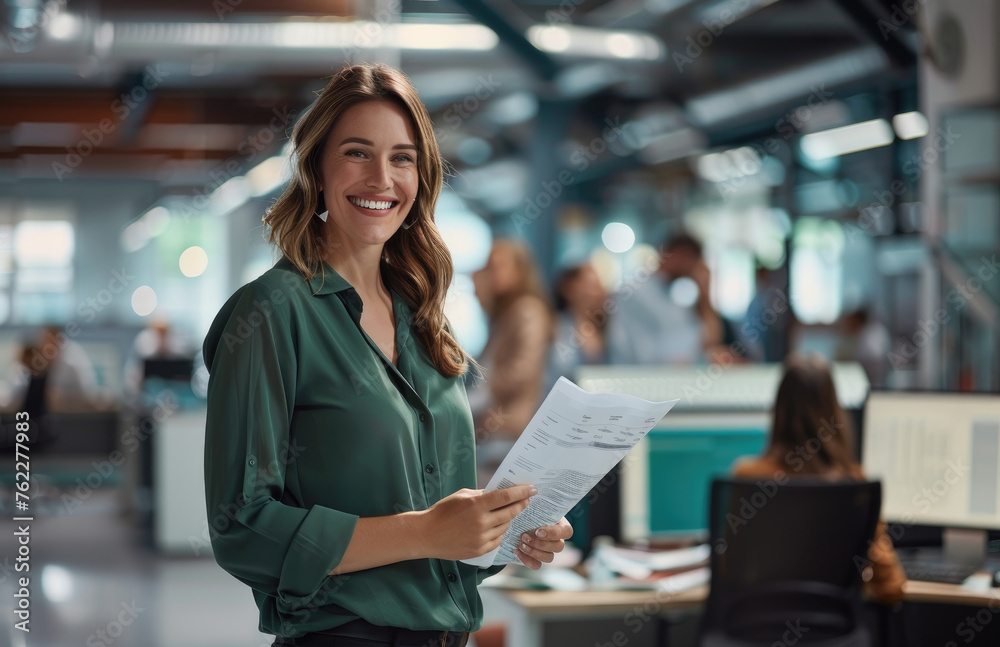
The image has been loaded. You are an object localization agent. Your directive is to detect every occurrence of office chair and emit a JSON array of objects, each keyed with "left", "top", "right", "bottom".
[{"left": 696, "top": 478, "right": 882, "bottom": 647}]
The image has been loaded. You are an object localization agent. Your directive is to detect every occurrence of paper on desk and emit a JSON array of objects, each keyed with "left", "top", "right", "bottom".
[
  {"left": 605, "top": 566, "right": 711, "bottom": 593},
  {"left": 463, "top": 376, "right": 678, "bottom": 568}
]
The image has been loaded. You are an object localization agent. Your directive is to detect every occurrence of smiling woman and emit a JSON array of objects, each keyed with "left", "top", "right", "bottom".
[
  {"left": 264, "top": 64, "right": 459, "bottom": 376},
  {"left": 201, "top": 63, "right": 573, "bottom": 647}
]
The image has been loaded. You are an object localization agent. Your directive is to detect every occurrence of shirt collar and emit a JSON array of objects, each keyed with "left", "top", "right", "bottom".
[
  {"left": 276, "top": 256, "right": 414, "bottom": 322},
  {"left": 275, "top": 255, "right": 353, "bottom": 296}
]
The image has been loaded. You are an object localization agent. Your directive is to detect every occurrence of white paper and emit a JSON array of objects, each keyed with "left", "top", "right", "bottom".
[
  {"left": 594, "top": 543, "right": 710, "bottom": 579},
  {"left": 463, "top": 376, "right": 678, "bottom": 568}
]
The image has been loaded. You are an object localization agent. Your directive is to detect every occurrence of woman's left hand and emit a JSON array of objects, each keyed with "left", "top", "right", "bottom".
[{"left": 513, "top": 517, "right": 573, "bottom": 569}]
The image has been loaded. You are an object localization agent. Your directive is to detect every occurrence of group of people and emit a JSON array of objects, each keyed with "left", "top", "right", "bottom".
[
  {"left": 465, "top": 228, "right": 896, "bottom": 455},
  {"left": 465, "top": 233, "right": 725, "bottom": 458}
]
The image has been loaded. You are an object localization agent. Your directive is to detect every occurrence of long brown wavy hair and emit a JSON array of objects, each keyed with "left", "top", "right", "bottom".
[
  {"left": 264, "top": 63, "right": 470, "bottom": 377},
  {"left": 766, "top": 354, "right": 858, "bottom": 477}
]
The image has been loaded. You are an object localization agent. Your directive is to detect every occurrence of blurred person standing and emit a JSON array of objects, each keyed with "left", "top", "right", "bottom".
[
  {"left": 836, "top": 308, "right": 891, "bottom": 388},
  {"left": 740, "top": 265, "right": 792, "bottom": 363},
  {"left": 123, "top": 318, "right": 195, "bottom": 399},
  {"left": 606, "top": 232, "right": 723, "bottom": 365},
  {"left": 0, "top": 345, "right": 53, "bottom": 447},
  {"left": 545, "top": 261, "right": 609, "bottom": 390},
  {"left": 468, "top": 239, "right": 554, "bottom": 487},
  {"left": 203, "top": 64, "right": 570, "bottom": 647}
]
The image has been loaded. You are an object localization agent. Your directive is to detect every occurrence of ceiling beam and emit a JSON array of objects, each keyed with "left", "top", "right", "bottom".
[
  {"left": 831, "top": 0, "right": 916, "bottom": 68},
  {"left": 0, "top": 91, "right": 299, "bottom": 126},
  {"left": 451, "top": 0, "right": 560, "bottom": 80},
  {"left": 94, "top": 0, "right": 355, "bottom": 20}
]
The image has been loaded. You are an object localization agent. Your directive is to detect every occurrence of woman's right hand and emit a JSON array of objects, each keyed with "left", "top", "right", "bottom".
[{"left": 418, "top": 485, "right": 536, "bottom": 561}]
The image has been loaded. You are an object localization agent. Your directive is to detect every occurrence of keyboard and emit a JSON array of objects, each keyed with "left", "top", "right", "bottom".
[{"left": 898, "top": 559, "right": 980, "bottom": 585}]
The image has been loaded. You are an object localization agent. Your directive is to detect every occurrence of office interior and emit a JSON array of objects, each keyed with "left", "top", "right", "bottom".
[{"left": 0, "top": 0, "right": 999, "bottom": 645}]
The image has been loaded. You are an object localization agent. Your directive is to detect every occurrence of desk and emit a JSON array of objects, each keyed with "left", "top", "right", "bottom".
[
  {"left": 902, "top": 579, "right": 1000, "bottom": 605},
  {"left": 485, "top": 580, "right": 1000, "bottom": 647},
  {"left": 153, "top": 408, "right": 209, "bottom": 554},
  {"left": 483, "top": 585, "right": 706, "bottom": 647}
]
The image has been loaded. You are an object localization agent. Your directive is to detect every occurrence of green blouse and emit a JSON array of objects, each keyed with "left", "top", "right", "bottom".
[{"left": 202, "top": 255, "right": 503, "bottom": 638}]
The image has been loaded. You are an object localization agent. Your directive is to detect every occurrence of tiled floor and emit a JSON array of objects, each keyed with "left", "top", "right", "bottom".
[
  {"left": 0, "top": 489, "right": 272, "bottom": 647},
  {"left": 0, "top": 488, "right": 498, "bottom": 647}
]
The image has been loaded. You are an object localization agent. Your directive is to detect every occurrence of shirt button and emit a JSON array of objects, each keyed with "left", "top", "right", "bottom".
[
  {"left": 248, "top": 457, "right": 256, "bottom": 467},
  {"left": 419, "top": 414, "right": 426, "bottom": 422},
  {"left": 447, "top": 573, "right": 457, "bottom": 583},
  {"left": 425, "top": 464, "right": 435, "bottom": 474}
]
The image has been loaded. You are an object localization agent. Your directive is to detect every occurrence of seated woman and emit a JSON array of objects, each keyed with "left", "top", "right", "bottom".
[{"left": 732, "top": 354, "right": 907, "bottom": 605}]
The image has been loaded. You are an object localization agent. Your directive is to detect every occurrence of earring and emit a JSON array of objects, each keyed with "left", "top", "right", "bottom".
[
  {"left": 401, "top": 199, "right": 417, "bottom": 229},
  {"left": 315, "top": 189, "right": 328, "bottom": 222}
]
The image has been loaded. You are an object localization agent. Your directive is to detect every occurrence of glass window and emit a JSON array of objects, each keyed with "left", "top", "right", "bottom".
[
  {"left": 8, "top": 209, "right": 76, "bottom": 324},
  {"left": 790, "top": 217, "right": 844, "bottom": 324}
]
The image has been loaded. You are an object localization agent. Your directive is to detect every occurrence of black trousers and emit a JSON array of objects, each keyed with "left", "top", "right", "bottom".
[{"left": 271, "top": 619, "right": 470, "bottom": 647}]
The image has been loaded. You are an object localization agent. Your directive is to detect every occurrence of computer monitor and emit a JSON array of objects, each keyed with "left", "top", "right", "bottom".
[
  {"left": 143, "top": 357, "right": 194, "bottom": 382},
  {"left": 573, "top": 363, "right": 869, "bottom": 544},
  {"left": 142, "top": 357, "right": 198, "bottom": 408},
  {"left": 862, "top": 391, "right": 1000, "bottom": 564},
  {"left": 620, "top": 412, "right": 769, "bottom": 543},
  {"left": 574, "top": 363, "right": 869, "bottom": 413}
]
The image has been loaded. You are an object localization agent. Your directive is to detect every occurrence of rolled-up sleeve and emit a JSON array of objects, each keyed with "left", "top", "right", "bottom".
[{"left": 203, "top": 282, "right": 359, "bottom": 611}]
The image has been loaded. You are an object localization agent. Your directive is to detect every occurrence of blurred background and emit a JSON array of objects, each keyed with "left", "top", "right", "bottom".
[{"left": 0, "top": 0, "right": 997, "bottom": 645}]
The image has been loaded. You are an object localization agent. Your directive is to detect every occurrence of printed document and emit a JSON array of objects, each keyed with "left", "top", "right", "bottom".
[{"left": 463, "top": 376, "right": 678, "bottom": 568}]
